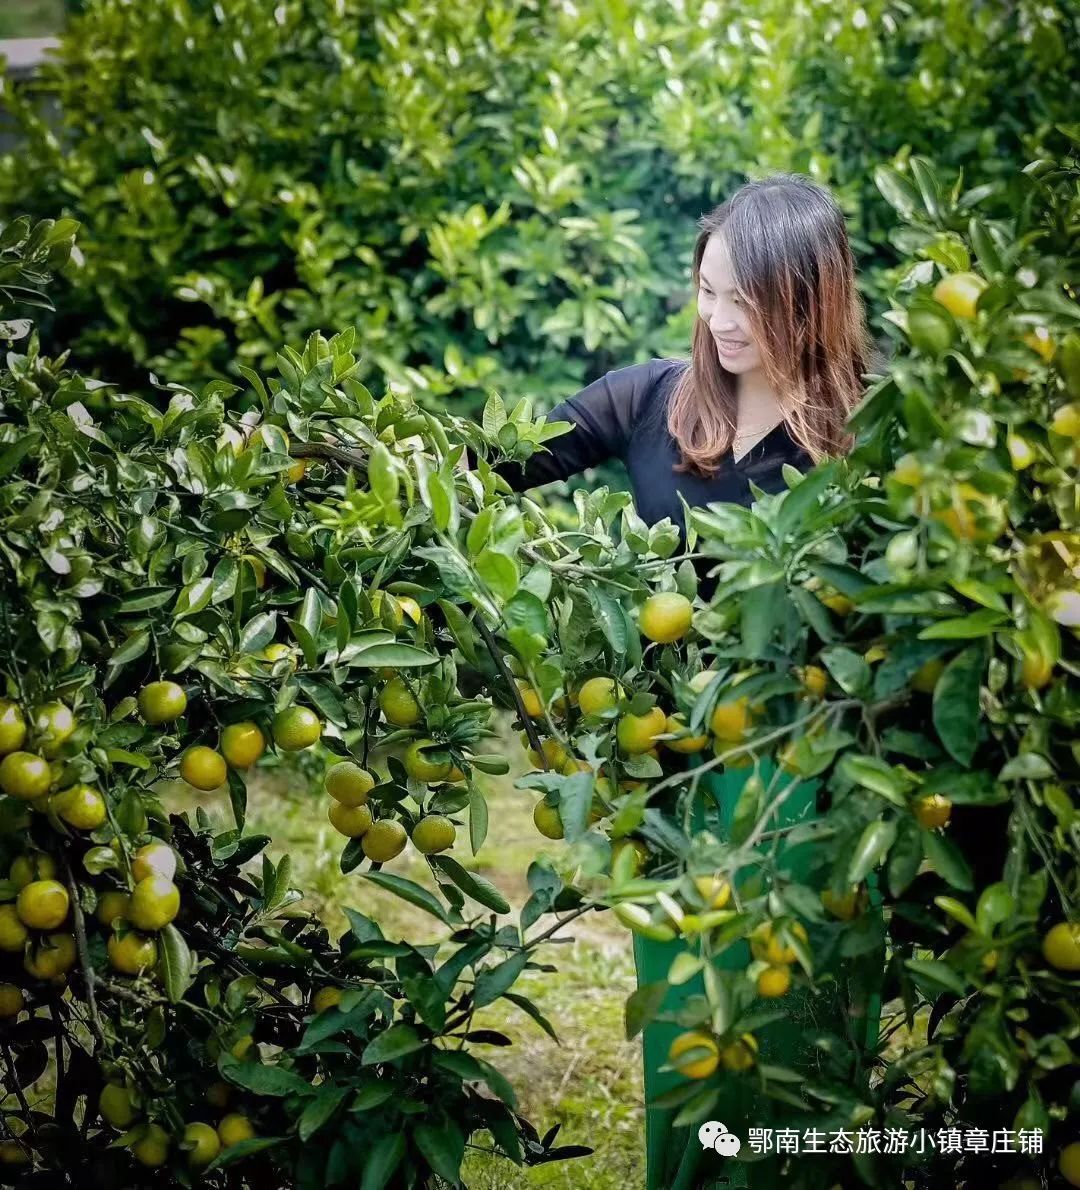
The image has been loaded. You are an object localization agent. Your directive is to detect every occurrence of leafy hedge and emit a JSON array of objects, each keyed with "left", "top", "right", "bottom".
[{"left": 1, "top": 0, "right": 1077, "bottom": 411}]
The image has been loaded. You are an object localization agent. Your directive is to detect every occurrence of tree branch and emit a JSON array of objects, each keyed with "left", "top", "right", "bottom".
[
  {"left": 473, "top": 614, "right": 548, "bottom": 765},
  {"left": 290, "top": 440, "right": 368, "bottom": 478},
  {"left": 62, "top": 858, "right": 105, "bottom": 1047}
]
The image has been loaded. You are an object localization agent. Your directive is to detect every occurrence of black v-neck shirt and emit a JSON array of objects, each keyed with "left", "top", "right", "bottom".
[{"left": 502, "top": 357, "right": 813, "bottom": 534}]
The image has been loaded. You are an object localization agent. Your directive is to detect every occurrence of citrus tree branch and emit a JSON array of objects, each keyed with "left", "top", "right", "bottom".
[{"left": 62, "top": 857, "right": 106, "bottom": 1047}]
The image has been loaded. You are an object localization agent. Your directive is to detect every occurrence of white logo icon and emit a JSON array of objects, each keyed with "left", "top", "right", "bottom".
[{"left": 698, "top": 1120, "right": 741, "bottom": 1155}]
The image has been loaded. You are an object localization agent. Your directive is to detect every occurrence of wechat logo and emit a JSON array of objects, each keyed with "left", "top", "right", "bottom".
[{"left": 698, "top": 1121, "right": 741, "bottom": 1156}]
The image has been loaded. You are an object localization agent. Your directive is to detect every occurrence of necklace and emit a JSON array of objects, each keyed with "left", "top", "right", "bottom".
[{"left": 732, "top": 419, "right": 783, "bottom": 444}]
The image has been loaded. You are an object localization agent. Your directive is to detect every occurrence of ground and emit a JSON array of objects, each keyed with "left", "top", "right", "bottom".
[
  {"left": 0, "top": 1, "right": 64, "bottom": 39},
  {"left": 168, "top": 723, "right": 646, "bottom": 1189}
]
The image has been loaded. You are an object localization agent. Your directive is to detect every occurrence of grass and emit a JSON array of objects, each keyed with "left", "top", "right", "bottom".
[
  {"left": 168, "top": 724, "right": 646, "bottom": 1189},
  {"left": 0, "top": 0, "right": 65, "bottom": 39}
]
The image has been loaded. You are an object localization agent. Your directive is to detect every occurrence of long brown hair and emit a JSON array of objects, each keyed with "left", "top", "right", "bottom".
[{"left": 667, "top": 173, "right": 873, "bottom": 475}]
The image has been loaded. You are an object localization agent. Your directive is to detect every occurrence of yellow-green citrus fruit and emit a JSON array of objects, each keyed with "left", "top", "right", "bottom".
[
  {"left": 796, "top": 664, "right": 828, "bottom": 700},
  {"left": 30, "top": 702, "right": 75, "bottom": 758},
  {"left": 313, "top": 987, "right": 342, "bottom": 1014},
  {"left": 668, "top": 1030, "right": 719, "bottom": 1079},
  {"left": 99, "top": 1083, "right": 137, "bottom": 1129},
  {"left": 371, "top": 590, "right": 404, "bottom": 630},
  {"left": 206, "top": 1082, "right": 231, "bottom": 1109},
  {"left": 108, "top": 931, "right": 158, "bottom": 975},
  {"left": 616, "top": 706, "right": 667, "bottom": 755},
  {"left": 24, "top": 933, "right": 76, "bottom": 980},
  {"left": 184, "top": 1122, "right": 221, "bottom": 1169},
  {"left": 932, "top": 482, "right": 1004, "bottom": 543},
  {"left": 1020, "top": 650, "right": 1053, "bottom": 691},
  {"left": 575, "top": 676, "right": 621, "bottom": 717},
  {"left": 137, "top": 681, "right": 188, "bottom": 725},
  {"left": 378, "top": 677, "right": 422, "bottom": 727},
  {"left": 533, "top": 801, "right": 564, "bottom": 840},
  {"left": 361, "top": 820, "right": 408, "bottom": 862},
  {"left": 0, "top": 905, "right": 30, "bottom": 952},
  {"left": 411, "top": 815, "right": 456, "bottom": 855},
  {"left": 639, "top": 592, "right": 693, "bottom": 643},
  {"left": 515, "top": 680, "right": 544, "bottom": 719},
  {"left": 230, "top": 1034, "right": 255, "bottom": 1060},
  {"left": 1023, "top": 327, "right": 1055, "bottom": 362},
  {"left": 260, "top": 642, "right": 293, "bottom": 664},
  {"left": 132, "top": 842, "right": 177, "bottom": 882},
  {"left": 932, "top": 271, "right": 987, "bottom": 319},
  {"left": 757, "top": 964, "right": 792, "bottom": 998},
  {"left": 821, "top": 887, "right": 863, "bottom": 921},
  {"left": 132, "top": 1124, "right": 170, "bottom": 1167},
  {"left": 180, "top": 745, "right": 227, "bottom": 790},
  {"left": 271, "top": 706, "right": 322, "bottom": 751},
  {"left": 0, "top": 700, "right": 27, "bottom": 755},
  {"left": 128, "top": 877, "right": 180, "bottom": 931},
  {"left": 1050, "top": 402, "right": 1080, "bottom": 439},
  {"left": 9, "top": 852, "right": 56, "bottom": 889},
  {"left": 324, "top": 761, "right": 375, "bottom": 806},
  {"left": 52, "top": 783, "right": 107, "bottom": 831},
  {"left": 719, "top": 1033, "right": 759, "bottom": 1072},
  {"left": 693, "top": 875, "right": 731, "bottom": 910},
  {"left": 217, "top": 1114, "right": 256, "bottom": 1148},
  {"left": 1060, "top": 1143, "right": 1080, "bottom": 1188},
  {"left": 913, "top": 793, "right": 952, "bottom": 829},
  {"left": 0, "top": 751, "right": 52, "bottom": 800},
  {"left": 820, "top": 590, "right": 855, "bottom": 615},
  {"left": 710, "top": 697, "right": 750, "bottom": 743},
  {"left": 220, "top": 721, "right": 266, "bottom": 769},
  {"left": 328, "top": 801, "right": 373, "bottom": 838},
  {"left": 0, "top": 983, "right": 25, "bottom": 1018},
  {"left": 1007, "top": 432, "right": 1037, "bottom": 471},
  {"left": 911, "top": 658, "right": 945, "bottom": 694},
  {"left": 664, "top": 713, "right": 708, "bottom": 753},
  {"left": 16, "top": 879, "right": 69, "bottom": 930},
  {"left": 403, "top": 739, "right": 452, "bottom": 783},
  {"left": 611, "top": 838, "right": 649, "bottom": 876},
  {"left": 0, "top": 1141, "right": 29, "bottom": 1166},
  {"left": 1041, "top": 922, "right": 1080, "bottom": 971},
  {"left": 285, "top": 458, "right": 308, "bottom": 484},
  {"left": 95, "top": 890, "right": 131, "bottom": 927}
]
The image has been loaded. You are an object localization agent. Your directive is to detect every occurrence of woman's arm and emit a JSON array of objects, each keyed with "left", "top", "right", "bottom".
[{"left": 494, "top": 358, "right": 663, "bottom": 491}]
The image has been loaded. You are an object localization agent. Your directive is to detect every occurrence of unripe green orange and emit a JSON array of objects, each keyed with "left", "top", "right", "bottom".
[
  {"left": 271, "top": 706, "right": 322, "bottom": 751},
  {"left": 128, "top": 876, "right": 180, "bottom": 930},
  {"left": 0, "top": 751, "right": 52, "bottom": 800},
  {"left": 324, "top": 761, "right": 375, "bottom": 806},
  {"left": 411, "top": 815, "right": 456, "bottom": 854},
  {"left": 220, "top": 721, "right": 266, "bottom": 768},
  {"left": 108, "top": 931, "right": 158, "bottom": 975},
  {"left": 180, "top": 745, "right": 227, "bottom": 790},
  {"left": 639, "top": 592, "right": 693, "bottom": 643},
  {"left": 16, "top": 879, "right": 69, "bottom": 929},
  {"left": 361, "top": 820, "right": 408, "bottom": 862},
  {"left": 137, "top": 681, "right": 188, "bottom": 725}
]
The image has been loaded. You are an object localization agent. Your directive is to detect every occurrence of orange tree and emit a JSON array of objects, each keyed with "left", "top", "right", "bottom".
[
  {"left": 501, "top": 145, "right": 1078, "bottom": 1186},
  {"left": 2, "top": 146, "right": 1079, "bottom": 1190},
  {"left": 0, "top": 215, "right": 678, "bottom": 1185}
]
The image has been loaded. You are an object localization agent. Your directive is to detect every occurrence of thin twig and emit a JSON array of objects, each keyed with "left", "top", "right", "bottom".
[
  {"left": 62, "top": 858, "right": 105, "bottom": 1047},
  {"left": 473, "top": 615, "right": 548, "bottom": 765},
  {"left": 290, "top": 440, "right": 369, "bottom": 477},
  {"left": 523, "top": 903, "right": 593, "bottom": 949},
  {"left": 0, "top": 1038, "right": 36, "bottom": 1136}
]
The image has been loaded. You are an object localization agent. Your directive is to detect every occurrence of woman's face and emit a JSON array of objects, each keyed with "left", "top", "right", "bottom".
[{"left": 696, "top": 233, "right": 763, "bottom": 376}]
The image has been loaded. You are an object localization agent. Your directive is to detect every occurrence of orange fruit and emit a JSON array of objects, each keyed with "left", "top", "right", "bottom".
[
  {"left": 411, "top": 815, "right": 456, "bottom": 854},
  {"left": 668, "top": 1030, "right": 719, "bottom": 1079},
  {"left": 95, "top": 890, "right": 131, "bottom": 927},
  {"left": 108, "top": 931, "right": 158, "bottom": 975},
  {"left": 616, "top": 706, "right": 667, "bottom": 754},
  {"left": 361, "top": 820, "right": 408, "bottom": 862},
  {"left": 575, "top": 676, "right": 621, "bottom": 717},
  {"left": 99, "top": 1083, "right": 137, "bottom": 1129},
  {"left": 379, "top": 677, "right": 422, "bottom": 727},
  {"left": 0, "top": 700, "right": 26, "bottom": 755},
  {"left": 515, "top": 680, "right": 544, "bottom": 719},
  {"left": 533, "top": 801, "right": 564, "bottom": 840},
  {"left": 271, "top": 706, "right": 322, "bottom": 751},
  {"left": 30, "top": 702, "right": 75, "bottom": 758},
  {"left": 16, "top": 879, "right": 69, "bottom": 929},
  {"left": 137, "top": 681, "right": 187, "bottom": 725},
  {"left": 52, "top": 783, "right": 107, "bottom": 830},
  {"left": 0, "top": 905, "right": 30, "bottom": 953},
  {"left": 217, "top": 1114, "right": 255, "bottom": 1148},
  {"left": 1050, "top": 402, "right": 1080, "bottom": 439},
  {"left": 128, "top": 876, "right": 180, "bottom": 930},
  {"left": 639, "top": 592, "right": 693, "bottom": 643},
  {"left": 710, "top": 697, "right": 750, "bottom": 743},
  {"left": 693, "top": 875, "right": 731, "bottom": 909},
  {"left": 757, "top": 965, "right": 791, "bottom": 998},
  {"left": 327, "top": 801, "right": 373, "bottom": 838},
  {"left": 403, "top": 739, "right": 452, "bottom": 783},
  {"left": 719, "top": 1033, "right": 759, "bottom": 1072},
  {"left": 180, "top": 745, "right": 227, "bottom": 790},
  {"left": 664, "top": 713, "right": 708, "bottom": 753},
  {"left": 932, "top": 272, "right": 987, "bottom": 320},
  {"left": 911, "top": 658, "right": 945, "bottom": 694},
  {"left": 313, "top": 987, "right": 343, "bottom": 1014},
  {"left": 220, "top": 721, "right": 266, "bottom": 768},
  {"left": 0, "top": 983, "right": 24, "bottom": 1018},
  {"left": 913, "top": 793, "right": 952, "bottom": 829},
  {"left": 132, "top": 842, "right": 177, "bottom": 882},
  {"left": 1041, "top": 922, "right": 1080, "bottom": 971},
  {"left": 183, "top": 1122, "right": 221, "bottom": 1169},
  {"left": 324, "top": 761, "right": 375, "bottom": 806},
  {"left": 0, "top": 751, "right": 52, "bottom": 800},
  {"left": 24, "top": 932, "right": 76, "bottom": 980},
  {"left": 9, "top": 852, "right": 56, "bottom": 888},
  {"left": 132, "top": 1123, "right": 169, "bottom": 1167}
]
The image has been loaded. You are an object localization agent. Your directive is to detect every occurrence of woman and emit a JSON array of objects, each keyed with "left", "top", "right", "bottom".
[{"left": 499, "top": 173, "right": 884, "bottom": 1189}]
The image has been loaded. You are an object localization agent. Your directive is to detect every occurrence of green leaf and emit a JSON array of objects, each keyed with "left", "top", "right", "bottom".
[
  {"left": 173, "top": 577, "right": 214, "bottom": 619},
  {"left": 360, "top": 871, "right": 452, "bottom": 924},
  {"left": 299, "top": 1087, "right": 350, "bottom": 1142},
  {"left": 473, "top": 953, "right": 529, "bottom": 1008},
  {"left": 923, "top": 830, "right": 974, "bottom": 891},
  {"left": 218, "top": 1054, "right": 309, "bottom": 1097},
  {"left": 837, "top": 755, "right": 910, "bottom": 807},
  {"left": 413, "top": 1120, "right": 466, "bottom": 1186},
  {"left": 469, "top": 786, "right": 489, "bottom": 855},
  {"left": 918, "top": 609, "right": 1006, "bottom": 639},
  {"left": 503, "top": 991, "right": 559, "bottom": 1042},
  {"left": 847, "top": 820, "right": 897, "bottom": 884},
  {"left": 239, "top": 612, "right": 277, "bottom": 655},
  {"left": 905, "top": 957, "right": 968, "bottom": 996},
  {"left": 361, "top": 1023, "right": 425, "bottom": 1066},
  {"left": 932, "top": 644, "right": 986, "bottom": 766},
  {"left": 159, "top": 924, "right": 193, "bottom": 1004},
  {"left": 360, "top": 1133, "right": 406, "bottom": 1190},
  {"left": 431, "top": 855, "right": 511, "bottom": 914},
  {"left": 475, "top": 549, "right": 519, "bottom": 603},
  {"left": 345, "top": 643, "right": 438, "bottom": 668},
  {"left": 206, "top": 1137, "right": 284, "bottom": 1171},
  {"left": 625, "top": 980, "right": 668, "bottom": 1040},
  {"left": 819, "top": 645, "right": 871, "bottom": 697}
]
